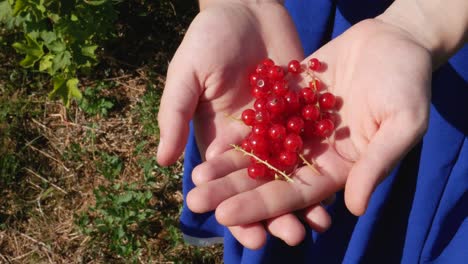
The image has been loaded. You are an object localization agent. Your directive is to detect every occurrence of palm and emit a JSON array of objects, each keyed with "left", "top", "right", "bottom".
[
  {"left": 158, "top": 1, "right": 303, "bottom": 163},
  {"left": 187, "top": 19, "right": 431, "bottom": 231}
]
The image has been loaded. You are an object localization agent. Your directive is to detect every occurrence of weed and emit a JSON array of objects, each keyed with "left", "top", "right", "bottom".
[{"left": 79, "top": 82, "right": 116, "bottom": 117}]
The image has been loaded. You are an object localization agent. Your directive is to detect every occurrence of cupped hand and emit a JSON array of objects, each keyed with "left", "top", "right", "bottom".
[
  {"left": 156, "top": 1, "right": 330, "bottom": 249},
  {"left": 187, "top": 18, "right": 432, "bottom": 247}
]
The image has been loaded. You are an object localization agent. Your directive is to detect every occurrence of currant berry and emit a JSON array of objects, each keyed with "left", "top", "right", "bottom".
[
  {"left": 302, "top": 104, "right": 320, "bottom": 121},
  {"left": 254, "top": 109, "right": 271, "bottom": 125},
  {"left": 286, "top": 116, "right": 305, "bottom": 134},
  {"left": 241, "top": 109, "right": 256, "bottom": 126},
  {"left": 288, "top": 60, "right": 301, "bottom": 74},
  {"left": 252, "top": 124, "right": 268, "bottom": 136},
  {"left": 319, "top": 92, "right": 336, "bottom": 110},
  {"left": 268, "top": 124, "right": 286, "bottom": 141},
  {"left": 241, "top": 138, "right": 252, "bottom": 152},
  {"left": 284, "top": 91, "right": 301, "bottom": 113},
  {"left": 300, "top": 88, "right": 317, "bottom": 104},
  {"left": 262, "top": 58, "right": 275, "bottom": 67},
  {"left": 251, "top": 86, "right": 269, "bottom": 99},
  {"left": 309, "top": 58, "right": 321, "bottom": 71},
  {"left": 309, "top": 78, "right": 321, "bottom": 91},
  {"left": 283, "top": 133, "right": 303, "bottom": 152},
  {"left": 321, "top": 111, "right": 337, "bottom": 125},
  {"left": 267, "top": 95, "right": 286, "bottom": 115},
  {"left": 256, "top": 63, "right": 268, "bottom": 75},
  {"left": 248, "top": 163, "right": 267, "bottom": 179},
  {"left": 315, "top": 119, "right": 335, "bottom": 137},
  {"left": 249, "top": 134, "right": 269, "bottom": 153},
  {"left": 254, "top": 98, "right": 268, "bottom": 111},
  {"left": 249, "top": 73, "right": 260, "bottom": 86},
  {"left": 279, "top": 151, "right": 298, "bottom": 166},
  {"left": 272, "top": 80, "right": 289, "bottom": 96},
  {"left": 268, "top": 65, "right": 285, "bottom": 80}
]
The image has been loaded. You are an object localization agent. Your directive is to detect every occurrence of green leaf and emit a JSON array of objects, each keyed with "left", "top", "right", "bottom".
[
  {"left": 81, "top": 45, "right": 98, "bottom": 59},
  {"left": 84, "top": 0, "right": 109, "bottom": 6},
  {"left": 51, "top": 50, "right": 71, "bottom": 72},
  {"left": 40, "top": 31, "right": 57, "bottom": 45},
  {"left": 39, "top": 54, "right": 53, "bottom": 71},
  {"left": 0, "top": 1, "right": 13, "bottom": 22},
  {"left": 48, "top": 77, "right": 82, "bottom": 107},
  {"left": 67, "top": 78, "right": 82, "bottom": 100},
  {"left": 12, "top": 34, "right": 44, "bottom": 68},
  {"left": 116, "top": 193, "right": 132, "bottom": 204},
  {"left": 12, "top": 0, "right": 27, "bottom": 16},
  {"left": 46, "top": 40, "right": 66, "bottom": 53}
]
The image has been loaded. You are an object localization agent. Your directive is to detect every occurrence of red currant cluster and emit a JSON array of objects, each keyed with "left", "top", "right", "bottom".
[{"left": 239, "top": 58, "right": 338, "bottom": 180}]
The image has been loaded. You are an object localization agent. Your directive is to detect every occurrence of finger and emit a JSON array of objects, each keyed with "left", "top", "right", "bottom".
[
  {"left": 187, "top": 168, "right": 270, "bottom": 213},
  {"left": 345, "top": 114, "right": 427, "bottom": 216},
  {"left": 301, "top": 204, "right": 332, "bottom": 233},
  {"left": 192, "top": 148, "right": 249, "bottom": 186},
  {"left": 265, "top": 213, "right": 305, "bottom": 246},
  {"left": 228, "top": 223, "right": 267, "bottom": 250},
  {"left": 215, "top": 169, "right": 341, "bottom": 226},
  {"left": 157, "top": 50, "right": 202, "bottom": 166}
]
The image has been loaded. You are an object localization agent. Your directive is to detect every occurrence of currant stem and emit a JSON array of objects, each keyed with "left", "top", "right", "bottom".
[
  {"left": 231, "top": 144, "right": 294, "bottom": 183},
  {"left": 298, "top": 154, "right": 321, "bottom": 175},
  {"left": 224, "top": 113, "right": 242, "bottom": 123}
]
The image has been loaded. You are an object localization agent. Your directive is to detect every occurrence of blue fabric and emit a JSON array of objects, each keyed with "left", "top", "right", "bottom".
[{"left": 180, "top": 1, "right": 468, "bottom": 263}]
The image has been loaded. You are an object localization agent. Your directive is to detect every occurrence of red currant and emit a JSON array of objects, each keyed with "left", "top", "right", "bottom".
[
  {"left": 268, "top": 65, "right": 285, "bottom": 80},
  {"left": 241, "top": 138, "right": 252, "bottom": 152},
  {"left": 248, "top": 163, "right": 267, "bottom": 179},
  {"left": 279, "top": 151, "right": 298, "bottom": 166},
  {"left": 252, "top": 124, "right": 268, "bottom": 136},
  {"left": 268, "top": 124, "right": 286, "bottom": 141},
  {"left": 300, "top": 88, "right": 317, "bottom": 104},
  {"left": 302, "top": 104, "right": 320, "bottom": 121},
  {"left": 315, "top": 119, "right": 334, "bottom": 137},
  {"left": 254, "top": 109, "right": 271, "bottom": 125},
  {"left": 249, "top": 134, "right": 269, "bottom": 153},
  {"left": 283, "top": 133, "right": 303, "bottom": 152},
  {"left": 254, "top": 98, "right": 268, "bottom": 111},
  {"left": 249, "top": 73, "right": 260, "bottom": 86},
  {"left": 309, "top": 78, "right": 321, "bottom": 91},
  {"left": 251, "top": 86, "right": 269, "bottom": 99},
  {"left": 284, "top": 91, "right": 301, "bottom": 113},
  {"left": 241, "top": 109, "right": 255, "bottom": 126},
  {"left": 262, "top": 58, "right": 275, "bottom": 67},
  {"left": 256, "top": 63, "right": 268, "bottom": 75},
  {"left": 309, "top": 58, "right": 321, "bottom": 71},
  {"left": 288, "top": 60, "right": 301, "bottom": 74},
  {"left": 286, "top": 116, "right": 305, "bottom": 134},
  {"left": 267, "top": 95, "right": 286, "bottom": 115},
  {"left": 319, "top": 92, "right": 336, "bottom": 110},
  {"left": 272, "top": 80, "right": 289, "bottom": 96}
]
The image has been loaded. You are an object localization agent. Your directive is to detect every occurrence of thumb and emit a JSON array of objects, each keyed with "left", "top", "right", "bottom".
[
  {"left": 157, "top": 52, "right": 202, "bottom": 166},
  {"left": 345, "top": 113, "right": 427, "bottom": 215}
]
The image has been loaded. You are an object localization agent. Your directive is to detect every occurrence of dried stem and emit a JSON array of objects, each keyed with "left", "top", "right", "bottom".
[
  {"left": 298, "top": 154, "right": 321, "bottom": 175},
  {"left": 231, "top": 144, "right": 294, "bottom": 182}
]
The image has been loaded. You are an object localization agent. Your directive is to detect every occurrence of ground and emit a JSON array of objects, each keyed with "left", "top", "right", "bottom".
[{"left": 0, "top": 1, "right": 223, "bottom": 263}]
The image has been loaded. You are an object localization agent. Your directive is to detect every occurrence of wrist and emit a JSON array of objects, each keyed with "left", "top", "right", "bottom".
[{"left": 377, "top": 0, "right": 468, "bottom": 68}]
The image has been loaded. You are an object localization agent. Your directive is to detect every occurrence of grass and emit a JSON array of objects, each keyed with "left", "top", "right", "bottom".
[{"left": 0, "top": 1, "right": 224, "bottom": 262}]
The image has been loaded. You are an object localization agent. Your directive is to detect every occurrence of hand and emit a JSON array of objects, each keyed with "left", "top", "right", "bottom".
[
  {"left": 156, "top": 1, "right": 331, "bottom": 249},
  {"left": 187, "top": 18, "right": 431, "bottom": 247}
]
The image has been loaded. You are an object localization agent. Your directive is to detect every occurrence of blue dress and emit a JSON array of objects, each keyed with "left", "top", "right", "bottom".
[{"left": 179, "top": 1, "right": 468, "bottom": 263}]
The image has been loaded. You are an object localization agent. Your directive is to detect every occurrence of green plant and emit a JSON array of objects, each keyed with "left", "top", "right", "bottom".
[
  {"left": 135, "top": 82, "right": 160, "bottom": 136},
  {"left": 77, "top": 156, "right": 158, "bottom": 260},
  {"left": 96, "top": 152, "right": 123, "bottom": 181},
  {"left": 0, "top": 0, "right": 120, "bottom": 106},
  {"left": 78, "top": 82, "right": 115, "bottom": 117},
  {"left": 77, "top": 181, "right": 155, "bottom": 260}
]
